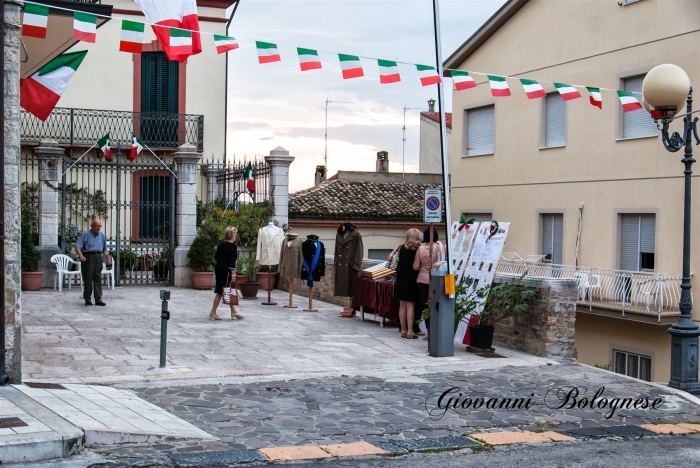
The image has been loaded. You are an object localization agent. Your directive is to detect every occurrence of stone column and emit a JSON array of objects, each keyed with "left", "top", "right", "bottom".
[
  {"left": 201, "top": 162, "right": 224, "bottom": 202},
  {"left": 173, "top": 143, "right": 203, "bottom": 287},
  {"left": 265, "top": 147, "right": 295, "bottom": 226},
  {"left": 4, "top": 0, "right": 24, "bottom": 383},
  {"left": 34, "top": 139, "right": 64, "bottom": 287}
]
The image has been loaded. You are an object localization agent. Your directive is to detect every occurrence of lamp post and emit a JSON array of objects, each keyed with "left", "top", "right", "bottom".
[{"left": 644, "top": 64, "right": 700, "bottom": 394}]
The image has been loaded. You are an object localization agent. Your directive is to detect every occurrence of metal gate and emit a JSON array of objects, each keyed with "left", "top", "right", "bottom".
[{"left": 60, "top": 149, "right": 176, "bottom": 286}]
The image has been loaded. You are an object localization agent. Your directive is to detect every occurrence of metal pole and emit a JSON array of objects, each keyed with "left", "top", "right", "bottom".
[
  {"left": 159, "top": 290, "right": 170, "bottom": 368},
  {"left": 0, "top": 0, "right": 8, "bottom": 385},
  {"left": 223, "top": 1, "right": 240, "bottom": 204},
  {"left": 431, "top": 0, "right": 453, "bottom": 275},
  {"left": 61, "top": 160, "right": 67, "bottom": 253},
  {"left": 115, "top": 145, "right": 121, "bottom": 286},
  {"left": 402, "top": 106, "right": 406, "bottom": 181},
  {"left": 325, "top": 98, "right": 328, "bottom": 170}
]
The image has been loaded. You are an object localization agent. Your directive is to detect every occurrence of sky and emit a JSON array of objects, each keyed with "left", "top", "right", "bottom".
[{"left": 225, "top": 0, "right": 507, "bottom": 192}]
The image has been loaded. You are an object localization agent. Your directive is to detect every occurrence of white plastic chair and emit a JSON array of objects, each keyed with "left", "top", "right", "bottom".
[
  {"left": 50, "top": 254, "right": 82, "bottom": 292},
  {"left": 636, "top": 278, "right": 662, "bottom": 312},
  {"left": 101, "top": 255, "right": 115, "bottom": 290}
]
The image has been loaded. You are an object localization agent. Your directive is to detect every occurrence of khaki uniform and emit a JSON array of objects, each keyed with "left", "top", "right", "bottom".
[
  {"left": 280, "top": 237, "right": 303, "bottom": 280},
  {"left": 334, "top": 229, "right": 364, "bottom": 297}
]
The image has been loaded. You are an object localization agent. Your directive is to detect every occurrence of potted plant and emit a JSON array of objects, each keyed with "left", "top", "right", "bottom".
[
  {"left": 152, "top": 248, "right": 169, "bottom": 280},
  {"left": 187, "top": 231, "right": 216, "bottom": 290},
  {"left": 238, "top": 255, "right": 260, "bottom": 299},
  {"left": 21, "top": 206, "right": 43, "bottom": 291},
  {"left": 109, "top": 248, "right": 136, "bottom": 276}
]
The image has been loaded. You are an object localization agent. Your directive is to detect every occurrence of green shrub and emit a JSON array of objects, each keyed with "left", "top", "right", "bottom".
[
  {"left": 21, "top": 206, "right": 42, "bottom": 272},
  {"left": 187, "top": 233, "right": 216, "bottom": 271}
]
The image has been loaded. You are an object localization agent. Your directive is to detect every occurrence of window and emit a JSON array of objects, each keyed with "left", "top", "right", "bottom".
[
  {"left": 368, "top": 249, "right": 392, "bottom": 261},
  {"left": 140, "top": 175, "right": 172, "bottom": 239},
  {"left": 614, "top": 349, "right": 652, "bottom": 382},
  {"left": 622, "top": 75, "right": 657, "bottom": 138},
  {"left": 465, "top": 105, "right": 495, "bottom": 156},
  {"left": 541, "top": 213, "right": 563, "bottom": 264},
  {"left": 462, "top": 213, "right": 492, "bottom": 224},
  {"left": 141, "top": 52, "right": 179, "bottom": 145},
  {"left": 620, "top": 214, "right": 655, "bottom": 271},
  {"left": 544, "top": 93, "right": 566, "bottom": 148}
]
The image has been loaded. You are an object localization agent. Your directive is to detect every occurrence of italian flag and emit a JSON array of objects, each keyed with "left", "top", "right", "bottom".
[
  {"left": 73, "top": 12, "right": 97, "bottom": 43},
  {"left": 20, "top": 50, "right": 87, "bottom": 121},
  {"left": 488, "top": 75, "right": 511, "bottom": 97},
  {"left": 22, "top": 3, "right": 49, "bottom": 39},
  {"left": 257, "top": 41, "right": 281, "bottom": 64},
  {"left": 170, "top": 28, "right": 192, "bottom": 57},
  {"left": 214, "top": 35, "right": 238, "bottom": 54},
  {"left": 645, "top": 100, "right": 662, "bottom": 119},
  {"left": 378, "top": 60, "right": 400, "bottom": 84},
  {"left": 554, "top": 83, "right": 582, "bottom": 101},
  {"left": 120, "top": 20, "right": 144, "bottom": 54},
  {"left": 339, "top": 54, "right": 363, "bottom": 79},
  {"left": 450, "top": 70, "right": 476, "bottom": 91},
  {"left": 586, "top": 87, "right": 603, "bottom": 109},
  {"left": 298, "top": 48, "right": 321, "bottom": 71},
  {"left": 98, "top": 133, "right": 111, "bottom": 162},
  {"left": 519, "top": 79, "right": 546, "bottom": 99},
  {"left": 617, "top": 90, "right": 643, "bottom": 113},
  {"left": 129, "top": 133, "right": 145, "bottom": 162},
  {"left": 244, "top": 163, "right": 255, "bottom": 195},
  {"left": 416, "top": 64, "right": 441, "bottom": 86},
  {"left": 134, "top": 0, "right": 201, "bottom": 62}
]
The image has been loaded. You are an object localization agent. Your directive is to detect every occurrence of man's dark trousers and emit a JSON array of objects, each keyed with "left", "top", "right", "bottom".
[{"left": 81, "top": 254, "right": 103, "bottom": 302}]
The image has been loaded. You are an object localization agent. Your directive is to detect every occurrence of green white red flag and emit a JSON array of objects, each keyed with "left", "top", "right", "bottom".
[
  {"left": 378, "top": 60, "right": 400, "bottom": 84},
  {"left": 297, "top": 48, "right": 321, "bottom": 71},
  {"left": 120, "top": 20, "right": 144, "bottom": 53},
  {"left": 257, "top": 41, "right": 281, "bottom": 64},
  {"left": 339, "top": 54, "right": 363, "bottom": 79},
  {"left": 20, "top": 50, "right": 87, "bottom": 121},
  {"left": 244, "top": 163, "right": 255, "bottom": 194},
  {"left": 129, "top": 133, "right": 145, "bottom": 162},
  {"left": 98, "top": 133, "right": 111, "bottom": 162},
  {"left": 214, "top": 35, "right": 238, "bottom": 54},
  {"left": 450, "top": 70, "right": 476, "bottom": 91},
  {"left": 554, "top": 83, "right": 581, "bottom": 101},
  {"left": 22, "top": 3, "right": 49, "bottom": 38},
  {"left": 488, "top": 75, "right": 510, "bottom": 97},
  {"left": 134, "top": 0, "right": 201, "bottom": 62},
  {"left": 586, "top": 87, "right": 602, "bottom": 109},
  {"left": 73, "top": 12, "right": 97, "bottom": 43},
  {"left": 519, "top": 79, "right": 546, "bottom": 99},
  {"left": 416, "top": 64, "right": 441, "bottom": 86},
  {"left": 169, "top": 28, "right": 192, "bottom": 57},
  {"left": 617, "top": 91, "right": 643, "bottom": 113}
]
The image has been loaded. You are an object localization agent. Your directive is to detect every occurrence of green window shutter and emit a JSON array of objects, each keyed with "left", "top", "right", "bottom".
[{"left": 141, "top": 52, "right": 178, "bottom": 113}]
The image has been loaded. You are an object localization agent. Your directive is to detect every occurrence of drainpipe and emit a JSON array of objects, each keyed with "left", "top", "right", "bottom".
[
  {"left": 1, "top": 0, "right": 8, "bottom": 385},
  {"left": 222, "top": 0, "right": 240, "bottom": 204}
]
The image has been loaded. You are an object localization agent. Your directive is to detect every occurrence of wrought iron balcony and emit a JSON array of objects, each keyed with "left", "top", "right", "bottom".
[{"left": 21, "top": 108, "right": 204, "bottom": 151}]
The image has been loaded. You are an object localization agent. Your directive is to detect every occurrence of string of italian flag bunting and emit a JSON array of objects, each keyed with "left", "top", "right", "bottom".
[{"left": 20, "top": 0, "right": 647, "bottom": 117}]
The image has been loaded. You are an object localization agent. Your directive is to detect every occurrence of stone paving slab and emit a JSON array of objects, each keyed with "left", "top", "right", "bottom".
[
  {"left": 319, "top": 441, "right": 387, "bottom": 456},
  {"left": 474, "top": 431, "right": 553, "bottom": 445},
  {"left": 258, "top": 445, "right": 333, "bottom": 461},
  {"left": 370, "top": 441, "right": 407, "bottom": 453},
  {"left": 169, "top": 449, "right": 268, "bottom": 466},
  {"left": 639, "top": 423, "right": 695, "bottom": 434},
  {"left": 600, "top": 425, "right": 657, "bottom": 437},
  {"left": 393, "top": 436, "right": 480, "bottom": 451}
]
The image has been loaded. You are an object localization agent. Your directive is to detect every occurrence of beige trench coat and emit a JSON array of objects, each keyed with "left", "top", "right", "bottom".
[
  {"left": 333, "top": 230, "right": 363, "bottom": 297},
  {"left": 279, "top": 237, "right": 303, "bottom": 280}
]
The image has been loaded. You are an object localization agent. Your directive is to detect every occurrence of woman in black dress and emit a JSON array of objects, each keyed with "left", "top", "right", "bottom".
[
  {"left": 209, "top": 226, "right": 244, "bottom": 321},
  {"left": 392, "top": 228, "right": 422, "bottom": 339}
]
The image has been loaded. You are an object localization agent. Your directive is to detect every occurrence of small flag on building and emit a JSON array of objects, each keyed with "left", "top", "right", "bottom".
[
  {"left": 120, "top": 20, "right": 144, "bottom": 53},
  {"left": 450, "top": 70, "right": 476, "bottom": 91},
  {"left": 586, "top": 87, "right": 603, "bottom": 109},
  {"left": 20, "top": 51, "right": 88, "bottom": 121},
  {"left": 520, "top": 79, "right": 546, "bottom": 99},
  {"left": 378, "top": 60, "right": 400, "bottom": 84},
  {"left": 214, "top": 35, "right": 239, "bottom": 54},
  {"left": 22, "top": 3, "right": 49, "bottom": 38},
  {"left": 129, "top": 133, "right": 145, "bottom": 162},
  {"left": 617, "top": 90, "right": 643, "bottom": 113},
  {"left": 416, "top": 64, "right": 441, "bottom": 86},
  {"left": 339, "top": 54, "right": 363, "bottom": 79},
  {"left": 256, "top": 41, "right": 281, "bottom": 64},
  {"left": 98, "top": 133, "right": 111, "bottom": 162},
  {"left": 73, "top": 12, "right": 97, "bottom": 43},
  {"left": 244, "top": 162, "right": 255, "bottom": 194},
  {"left": 170, "top": 28, "right": 193, "bottom": 57},
  {"left": 297, "top": 48, "right": 321, "bottom": 71},
  {"left": 488, "top": 75, "right": 511, "bottom": 97},
  {"left": 554, "top": 83, "right": 582, "bottom": 101}
]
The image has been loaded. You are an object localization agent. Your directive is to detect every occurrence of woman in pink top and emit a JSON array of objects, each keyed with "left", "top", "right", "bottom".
[{"left": 413, "top": 227, "right": 445, "bottom": 335}]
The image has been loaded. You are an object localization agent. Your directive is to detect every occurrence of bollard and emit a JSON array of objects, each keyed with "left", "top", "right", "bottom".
[
  {"left": 429, "top": 266, "right": 455, "bottom": 357},
  {"left": 160, "top": 290, "right": 171, "bottom": 368}
]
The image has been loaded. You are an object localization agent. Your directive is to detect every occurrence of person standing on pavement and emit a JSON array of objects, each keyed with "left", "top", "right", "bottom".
[
  {"left": 392, "top": 228, "right": 421, "bottom": 339},
  {"left": 74, "top": 218, "right": 109, "bottom": 307},
  {"left": 209, "top": 226, "right": 244, "bottom": 321},
  {"left": 414, "top": 227, "right": 445, "bottom": 337}
]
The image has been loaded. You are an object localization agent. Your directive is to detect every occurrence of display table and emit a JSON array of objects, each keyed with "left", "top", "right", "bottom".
[{"left": 352, "top": 277, "right": 399, "bottom": 325}]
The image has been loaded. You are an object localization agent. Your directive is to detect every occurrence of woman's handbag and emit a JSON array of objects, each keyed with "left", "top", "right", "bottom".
[
  {"left": 386, "top": 245, "right": 401, "bottom": 270},
  {"left": 222, "top": 271, "right": 239, "bottom": 305}
]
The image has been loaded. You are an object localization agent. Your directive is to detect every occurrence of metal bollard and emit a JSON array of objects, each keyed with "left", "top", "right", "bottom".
[
  {"left": 429, "top": 267, "right": 455, "bottom": 357},
  {"left": 159, "top": 290, "right": 171, "bottom": 368}
]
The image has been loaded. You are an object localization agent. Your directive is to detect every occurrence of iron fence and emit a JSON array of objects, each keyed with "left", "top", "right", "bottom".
[
  {"left": 21, "top": 108, "right": 204, "bottom": 151},
  {"left": 199, "top": 157, "right": 271, "bottom": 207}
]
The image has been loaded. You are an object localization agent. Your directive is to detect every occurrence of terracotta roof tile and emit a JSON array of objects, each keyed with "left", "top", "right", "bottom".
[{"left": 421, "top": 112, "right": 452, "bottom": 129}]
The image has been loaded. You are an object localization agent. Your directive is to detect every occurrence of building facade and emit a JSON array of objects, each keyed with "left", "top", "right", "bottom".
[{"left": 419, "top": 101, "right": 452, "bottom": 174}]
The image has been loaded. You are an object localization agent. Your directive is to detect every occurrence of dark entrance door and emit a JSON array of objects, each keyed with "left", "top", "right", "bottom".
[{"left": 140, "top": 52, "right": 179, "bottom": 146}]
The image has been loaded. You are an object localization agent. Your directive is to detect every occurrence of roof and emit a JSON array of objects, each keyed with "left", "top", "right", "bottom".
[
  {"left": 289, "top": 180, "right": 442, "bottom": 221},
  {"left": 443, "top": 0, "right": 529, "bottom": 71},
  {"left": 421, "top": 112, "right": 452, "bottom": 129}
]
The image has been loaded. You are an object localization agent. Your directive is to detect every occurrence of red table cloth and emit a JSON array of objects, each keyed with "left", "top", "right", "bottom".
[{"left": 352, "top": 277, "right": 399, "bottom": 321}]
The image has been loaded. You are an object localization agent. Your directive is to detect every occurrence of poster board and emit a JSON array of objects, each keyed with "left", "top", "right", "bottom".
[{"left": 449, "top": 221, "right": 480, "bottom": 283}]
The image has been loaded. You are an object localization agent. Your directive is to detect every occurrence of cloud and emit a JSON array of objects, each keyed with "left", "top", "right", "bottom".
[{"left": 259, "top": 136, "right": 274, "bottom": 140}]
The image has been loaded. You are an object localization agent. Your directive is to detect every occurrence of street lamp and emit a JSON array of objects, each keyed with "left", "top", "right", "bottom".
[{"left": 643, "top": 64, "right": 700, "bottom": 394}]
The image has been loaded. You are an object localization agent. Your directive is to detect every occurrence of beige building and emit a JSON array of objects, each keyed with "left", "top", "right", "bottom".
[
  {"left": 444, "top": 0, "right": 700, "bottom": 382},
  {"left": 419, "top": 102, "right": 452, "bottom": 174}
]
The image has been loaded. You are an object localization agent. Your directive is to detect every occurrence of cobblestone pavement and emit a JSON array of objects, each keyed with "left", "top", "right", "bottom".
[{"left": 86, "top": 364, "right": 700, "bottom": 460}]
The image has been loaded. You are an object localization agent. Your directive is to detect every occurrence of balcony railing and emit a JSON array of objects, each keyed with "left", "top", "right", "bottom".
[
  {"left": 495, "top": 259, "right": 686, "bottom": 321},
  {"left": 21, "top": 108, "right": 204, "bottom": 151}
]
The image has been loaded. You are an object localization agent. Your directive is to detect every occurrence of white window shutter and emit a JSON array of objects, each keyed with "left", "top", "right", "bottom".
[
  {"left": 623, "top": 76, "right": 657, "bottom": 138},
  {"left": 545, "top": 94, "right": 566, "bottom": 147},
  {"left": 620, "top": 214, "right": 640, "bottom": 271},
  {"left": 466, "top": 106, "right": 495, "bottom": 156}
]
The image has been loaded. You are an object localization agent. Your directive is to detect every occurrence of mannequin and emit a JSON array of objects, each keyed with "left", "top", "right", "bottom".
[
  {"left": 280, "top": 232, "right": 303, "bottom": 308},
  {"left": 301, "top": 234, "right": 325, "bottom": 312},
  {"left": 256, "top": 222, "right": 285, "bottom": 305},
  {"left": 334, "top": 223, "right": 364, "bottom": 317}
]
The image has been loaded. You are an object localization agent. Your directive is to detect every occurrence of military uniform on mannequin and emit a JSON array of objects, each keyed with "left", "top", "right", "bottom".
[
  {"left": 334, "top": 223, "right": 363, "bottom": 297},
  {"left": 280, "top": 232, "right": 303, "bottom": 280},
  {"left": 301, "top": 235, "right": 325, "bottom": 285}
]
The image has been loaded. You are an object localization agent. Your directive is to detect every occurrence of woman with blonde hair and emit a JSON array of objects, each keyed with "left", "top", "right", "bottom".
[
  {"left": 209, "top": 226, "right": 244, "bottom": 320},
  {"left": 391, "top": 228, "right": 422, "bottom": 339}
]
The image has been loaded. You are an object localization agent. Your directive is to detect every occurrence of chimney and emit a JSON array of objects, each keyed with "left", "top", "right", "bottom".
[
  {"left": 376, "top": 151, "right": 389, "bottom": 174},
  {"left": 428, "top": 98, "right": 436, "bottom": 113},
  {"left": 314, "top": 165, "right": 327, "bottom": 186}
]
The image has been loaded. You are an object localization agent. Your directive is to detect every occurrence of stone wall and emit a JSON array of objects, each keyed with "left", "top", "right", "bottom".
[{"left": 491, "top": 276, "right": 578, "bottom": 362}]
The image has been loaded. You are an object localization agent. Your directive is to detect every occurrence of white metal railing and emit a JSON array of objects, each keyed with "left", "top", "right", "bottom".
[{"left": 495, "top": 259, "right": 687, "bottom": 321}]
